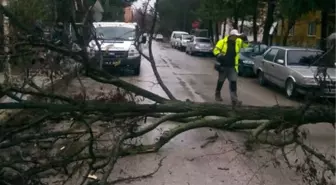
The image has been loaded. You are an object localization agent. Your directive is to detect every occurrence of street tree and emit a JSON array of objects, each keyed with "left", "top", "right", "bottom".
[{"left": 0, "top": 1, "right": 335, "bottom": 185}]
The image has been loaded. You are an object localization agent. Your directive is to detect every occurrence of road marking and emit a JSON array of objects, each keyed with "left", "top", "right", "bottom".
[{"left": 160, "top": 55, "right": 205, "bottom": 102}]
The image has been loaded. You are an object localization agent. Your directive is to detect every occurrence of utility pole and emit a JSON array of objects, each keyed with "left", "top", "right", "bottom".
[{"left": 2, "top": 0, "right": 12, "bottom": 85}]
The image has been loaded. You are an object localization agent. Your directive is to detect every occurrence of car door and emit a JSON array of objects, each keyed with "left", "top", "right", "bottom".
[
  {"left": 262, "top": 48, "right": 279, "bottom": 83},
  {"left": 268, "top": 49, "right": 287, "bottom": 87}
]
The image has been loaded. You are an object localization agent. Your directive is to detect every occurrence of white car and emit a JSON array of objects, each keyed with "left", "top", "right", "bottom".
[
  {"left": 155, "top": 34, "right": 164, "bottom": 41},
  {"left": 88, "top": 22, "right": 146, "bottom": 75},
  {"left": 170, "top": 31, "right": 188, "bottom": 49}
]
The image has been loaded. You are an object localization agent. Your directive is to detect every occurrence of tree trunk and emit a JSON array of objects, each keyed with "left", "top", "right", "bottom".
[
  {"left": 252, "top": 0, "right": 259, "bottom": 42},
  {"left": 214, "top": 22, "right": 219, "bottom": 42},
  {"left": 233, "top": 16, "right": 239, "bottom": 29},
  {"left": 320, "top": 10, "right": 328, "bottom": 51},
  {"left": 262, "top": 0, "right": 276, "bottom": 44},
  {"left": 223, "top": 19, "right": 227, "bottom": 37},
  {"left": 240, "top": 17, "right": 245, "bottom": 33},
  {"left": 282, "top": 20, "right": 295, "bottom": 46},
  {"left": 208, "top": 20, "right": 214, "bottom": 41}
]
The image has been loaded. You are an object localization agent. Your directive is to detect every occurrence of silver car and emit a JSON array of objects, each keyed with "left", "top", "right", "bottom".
[
  {"left": 185, "top": 37, "right": 213, "bottom": 55},
  {"left": 253, "top": 46, "right": 336, "bottom": 98},
  {"left": 176, "top": 34, "right": 193, "bottom": 50}
]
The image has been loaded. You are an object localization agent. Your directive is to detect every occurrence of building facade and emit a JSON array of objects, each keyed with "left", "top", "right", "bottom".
[{"left": 273, "top": 10, "right": 335, "bottom": 48}]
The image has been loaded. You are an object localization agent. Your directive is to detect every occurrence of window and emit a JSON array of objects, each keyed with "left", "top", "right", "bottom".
[
  {"left": 95, "top": 26, "right": 135, "bottom": 41},
  {"left": 196, "top": 38, "right": 211, "bottom": 43},
  {"left": 308, "top": 22, "right": 316, "bottom": 36},
  {"left": 287, "top": 50, "right": 322, "bottom": 66},
  {"left": 253, "top": 44, "right": 268, "bottom": 54},
  {"left": 264, "top": 48, "right": 279, "bottom": 61},
  {"left": 289, "top": 25, "right": 295, "bottom": 36},
  {"left": 182, "top": 35, "right": 192, "bottom": 40},
  {"left": 274, "top": 49, "right": 286, "bottom": 64}
]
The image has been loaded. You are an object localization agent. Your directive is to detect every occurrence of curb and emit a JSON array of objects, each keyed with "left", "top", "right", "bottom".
[{"left": 0, "top": 71, "right": 77, "bottom": 123}]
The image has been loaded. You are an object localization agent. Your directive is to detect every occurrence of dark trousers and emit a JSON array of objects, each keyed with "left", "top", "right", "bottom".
[{"left": 215, "top": 67, "right": 238, "bottom": 102}]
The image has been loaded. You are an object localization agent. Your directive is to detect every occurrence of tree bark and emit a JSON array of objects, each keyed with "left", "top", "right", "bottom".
[
  {"left": 240, "top": 17, "right": 245, "bottom": 33},
  {"left": 208, "top": 20, "right": 214, "bottom": 41},
  {"left": 282, "top": 20, "right": 295, "bottom": 46},
  {"left": 252, "top": 0, "right": 259, "bottom": 42},
  {"left": 262, "top": 0, "right": 276, "bottom": 44},
  {"left": 214, "top": 21, "right": 219, "bottom": 42},
  {"left": 223, "top": 19, "right": 226, "bottom": 37}
]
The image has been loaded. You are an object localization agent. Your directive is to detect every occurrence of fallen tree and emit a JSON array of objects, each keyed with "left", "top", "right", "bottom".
[{"left": 0, "top": 1, "right": 335, "bottom": 185}]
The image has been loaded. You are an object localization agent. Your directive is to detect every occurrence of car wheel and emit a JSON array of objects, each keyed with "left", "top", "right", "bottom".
[
  {"left": 285, "top": 79, "right": 297, "bottom": 98},
  {"left": 258, "top": 71, "right": 266, "bottom": 86}
]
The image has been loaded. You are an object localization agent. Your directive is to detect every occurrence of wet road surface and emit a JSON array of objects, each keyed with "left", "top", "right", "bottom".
[
  {"left": 68, "top": 41, "right": 334, "bottom": 185},
  {"left": 125, "top": 41, "right": 299, "bottom": 106}
]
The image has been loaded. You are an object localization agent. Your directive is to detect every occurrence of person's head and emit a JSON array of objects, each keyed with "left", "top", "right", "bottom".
[{"left": 229, "top": 29, "right": 241, "bottom": 36}]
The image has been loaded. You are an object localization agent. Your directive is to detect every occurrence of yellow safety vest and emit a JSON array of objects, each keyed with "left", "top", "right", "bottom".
[{"left": 213, "top": 36, "right": 249, "bottom": 72}]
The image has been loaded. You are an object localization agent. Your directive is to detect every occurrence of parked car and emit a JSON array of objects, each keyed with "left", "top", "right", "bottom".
[
  {"left": 155, "top": 33, "right": 164, "bottom": 41},
  {"left": 253, "top": 46, "right": 336, "bottom": 98},
  {"left": 176, "top": 34, "right": 193, "bottom": 50},
  {"left": 238, "top": 43, "right": 268, "bottom": 77},
  {"left": 170, "top": 31, "right": 189, "bottom": 49},
  {"left": 185, "top": 36, "right": 213, "bottom": 56}
]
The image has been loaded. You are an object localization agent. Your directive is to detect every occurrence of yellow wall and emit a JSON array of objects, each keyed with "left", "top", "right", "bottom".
[{"left": 274, "top": 11, "right": 335, "bottom": 48}]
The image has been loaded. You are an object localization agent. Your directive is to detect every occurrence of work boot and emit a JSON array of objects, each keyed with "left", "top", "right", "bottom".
[{"left": 215, "top": 91, "right": 223, "bottom": 101}]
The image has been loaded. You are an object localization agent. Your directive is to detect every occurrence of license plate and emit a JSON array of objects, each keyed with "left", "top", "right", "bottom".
[{"left": 105, "top": 60, "right": 121, "bottom": 66}]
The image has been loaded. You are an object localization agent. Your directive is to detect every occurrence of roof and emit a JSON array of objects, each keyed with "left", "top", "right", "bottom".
[
  {"left": 269, "top": 46, "right": 322, "bottom": 51},
  {"left": 172, "top": 31, "right": 189, "bottom": 34},
  {"left": 93, "top": 22, "right": 137, "bottom": 28}
]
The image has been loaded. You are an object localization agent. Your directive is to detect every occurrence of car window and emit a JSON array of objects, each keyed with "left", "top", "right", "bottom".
[
  {"left": 253, "top": 44, "right": 268, "bottom": 54},
  {"left": 264, "top": 48, "right": 279, "bottom": 61},
  {"left": 287, "top": 50, "right": 322, "bottom": 66},
  {"left": 182, "top": 35, "right": 193, "bottom": 40},
  {"left": 274, "top": 49, "right": 286, "bottom": 64},
  {"left": 196, "top": 38, "right": 211, "bottom": 43}
]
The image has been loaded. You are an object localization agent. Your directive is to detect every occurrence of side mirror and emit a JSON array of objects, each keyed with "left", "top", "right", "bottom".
[
  {"left": 141, "top": 36, "right": 146, "bottom": 43},
  {"left": 276, "top": 59, "right": 284, "bottom": 64}
]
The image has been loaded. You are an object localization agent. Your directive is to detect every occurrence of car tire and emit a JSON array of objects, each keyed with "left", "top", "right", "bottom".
[
  {"left": 258, "top": 71, "right": 266, "bottom": 86},
  {"left": 285, "top": 79, "right": 297, "bottom": 98}
]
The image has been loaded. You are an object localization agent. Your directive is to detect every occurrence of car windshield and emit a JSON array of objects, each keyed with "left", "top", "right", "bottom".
[
  {"left": 182, "top": 35, "right": 192, "bottom": 40},
  {"left": 95, "top": 26, "right": 136, "bottom": 41},
  {"left": 241, "top": 47, "right": 254, "bottom": 53},
  {"left": 196, "top": 38, "right": 211, "bottom": 43},
  {"left": 287, "top": 50, "right": 323, "bottom": 66}
]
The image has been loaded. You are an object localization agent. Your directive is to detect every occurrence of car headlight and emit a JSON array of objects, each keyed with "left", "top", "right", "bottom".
[
  {"left": 304, "top": 78, "right": 318, "bottom": 85},
  {"left": 128, "top": 45, "right": 140, "bottom": 59},
  {"left": 242, "top": 60, "right": 254, "bottom": 65}
]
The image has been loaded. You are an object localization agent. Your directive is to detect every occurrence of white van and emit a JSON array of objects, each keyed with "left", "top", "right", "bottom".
[
  {"left": 170, "top": 31, "right": 189, "bottom": 49},
  {"left": 88, "top": 22, "right": 146, "bottom": 75}
]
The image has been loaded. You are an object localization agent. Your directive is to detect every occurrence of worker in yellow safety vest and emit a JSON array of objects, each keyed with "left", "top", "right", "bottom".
[{"left": 213, "top": 29, "right": 249, "bottom": 105}]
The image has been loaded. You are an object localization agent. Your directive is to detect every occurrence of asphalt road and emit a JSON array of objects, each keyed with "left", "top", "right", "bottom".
[
  {"left": 125, "top": 41, "right": 299, "bottom": 106},
  {"left": 65, "top": 41, "right": 334, "bottom": 185}
]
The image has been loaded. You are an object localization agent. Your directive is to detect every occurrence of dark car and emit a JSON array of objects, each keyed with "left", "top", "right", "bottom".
[{"left": 238, "top": 43, "right": 268, "bottom": 77}]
